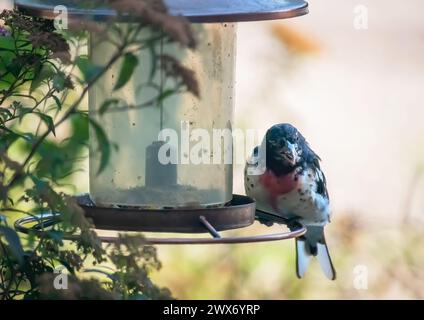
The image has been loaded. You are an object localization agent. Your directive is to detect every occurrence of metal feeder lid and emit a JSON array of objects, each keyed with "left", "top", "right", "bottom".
[{"left": 15, "top": 0, "right": 308, "bottom": 23}]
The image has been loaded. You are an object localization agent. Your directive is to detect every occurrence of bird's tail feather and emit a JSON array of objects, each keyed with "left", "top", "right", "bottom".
[
  {"left": 295, "top": 227, "right": 336, "bottom": 280},
  {"left": 316, "top": 241, "right": 336, "bottom": 280},
  {"left": 295, "top": 238, "right": 312, "bottom": 278}
]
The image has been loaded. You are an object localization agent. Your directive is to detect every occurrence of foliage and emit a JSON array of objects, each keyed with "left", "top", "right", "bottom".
[{"left": 0, "top": 0, "right": 198, "bottom": 300}]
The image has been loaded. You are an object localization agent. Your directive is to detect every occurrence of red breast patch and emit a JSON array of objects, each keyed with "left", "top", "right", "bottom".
[{"left": 259, "top": 169, "right": 299, "bottom": 210}]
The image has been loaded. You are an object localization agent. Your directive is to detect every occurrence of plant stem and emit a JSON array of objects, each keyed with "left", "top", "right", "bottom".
[{"left": 6, "top": 45, "right": 126, "bottom": 189}]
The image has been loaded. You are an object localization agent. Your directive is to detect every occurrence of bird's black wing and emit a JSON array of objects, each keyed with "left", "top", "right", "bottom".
[{"left": 304, "top": 146, "right": 329, "bottom": 200}]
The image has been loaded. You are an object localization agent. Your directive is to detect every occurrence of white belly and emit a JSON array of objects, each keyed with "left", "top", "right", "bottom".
[{"left": 245, "top": 166, "right": 331, "bottom": 226}]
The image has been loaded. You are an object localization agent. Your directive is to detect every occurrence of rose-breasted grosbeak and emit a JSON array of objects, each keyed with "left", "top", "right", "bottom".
[{"left": 245, "top": 123, "right": 336, "bottom": 280}]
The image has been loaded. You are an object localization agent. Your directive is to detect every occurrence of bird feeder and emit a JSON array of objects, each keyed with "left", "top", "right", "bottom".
[{"left": 14, "top": 0, "right": 308, "bottom": 243}]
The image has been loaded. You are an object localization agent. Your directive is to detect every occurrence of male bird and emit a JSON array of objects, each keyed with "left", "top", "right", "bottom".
[{"left": 244, "top": 123, "right": 336, "bottom": 280}]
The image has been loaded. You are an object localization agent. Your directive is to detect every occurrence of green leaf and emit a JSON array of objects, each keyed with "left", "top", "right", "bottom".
[
  {"left": 76, "top": 56, "right": 102, "bottom": 83},
  {"left": 47, "top": 230, "right": 64, "bottom": 244},
  {"left": 30, "top": 175, "right": 49, "bottom": 193},
  {"left": 0, "top": 107, "right": 13, "bottom": 123},
  {"left": 88, "top": 117, "right": 111, "bottom": 175},
  {"left": 18, "top": 107, "right": 33, "bottom": 123},
  {"left": 51, "top": 95, "right": 62, "bottom": 111},
  {"left": 52, "top": 72, "right": 66, "bottom": 92},
  {"left": 114, "top": 53, "right": 138, "bottom": 91},
  {"left": 0, "top": 36, "right": 16, "bottom": 51},
  {"left": 7, "top": 58, "right": 22, "bottom": 78},
  {"left": 35, "top": 112, "right": 56, "bottom": 136},
  {"left": 0, "top": 128, "right": 33, "bottom": 144},
  {"left": 0, "top": 226, "right": 25, "bottom": 265},
  {"left": 99, "top": 98, "right": 120, "bottom": 116},
  {"left": 148, "top": 44, "right": 157, "bottom": 81},
  {"left": 30, "top": 64, "right": 54, "bottom": 93}
]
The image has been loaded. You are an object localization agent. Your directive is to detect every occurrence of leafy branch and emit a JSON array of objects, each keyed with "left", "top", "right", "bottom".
[{"left": 0, "top": 0, "right": 199, "bottom": 300}]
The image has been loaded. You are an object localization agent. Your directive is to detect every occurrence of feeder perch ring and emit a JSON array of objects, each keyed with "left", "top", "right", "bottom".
[{"left": 14, "top": 209, "right": 306, "bottom": 245}]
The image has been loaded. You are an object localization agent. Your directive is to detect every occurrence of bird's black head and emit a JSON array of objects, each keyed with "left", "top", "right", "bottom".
[{"left": 265, "top": 123, "right": 317, "bottom": 176}]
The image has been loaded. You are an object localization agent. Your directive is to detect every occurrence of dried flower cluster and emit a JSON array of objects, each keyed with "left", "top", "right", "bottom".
[
  {"left": 0, "top": 10, "right": 71, "bottom": 64},
  {"left": 110, "top": 0, "right": 196, "bottom": 48},
  {"left": 160, "top": 54, "right": 200, "bottom": 97},
  {"left": 0, "top": 26, "right": 10, "bottom": 37}
]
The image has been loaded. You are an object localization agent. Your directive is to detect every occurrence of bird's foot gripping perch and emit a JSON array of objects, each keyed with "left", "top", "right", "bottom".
[{"left": 255, "top": 209, "right": 304, "bottom": 231}]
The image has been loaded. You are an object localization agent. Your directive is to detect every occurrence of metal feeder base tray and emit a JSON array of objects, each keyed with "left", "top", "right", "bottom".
[
  {"left": 76, "top": 193, "right": 256, "bottom": 233},
  {"left": 14, "top": 194, "right": 306, "bottom": 245}
]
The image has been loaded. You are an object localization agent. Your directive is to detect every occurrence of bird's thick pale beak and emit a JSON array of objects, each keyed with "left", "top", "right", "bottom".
[{"left": 281, "top": 142, "right": 298, "bottom": 166}]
